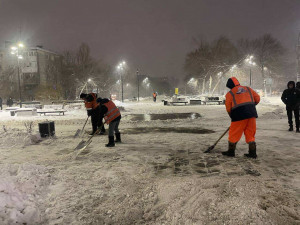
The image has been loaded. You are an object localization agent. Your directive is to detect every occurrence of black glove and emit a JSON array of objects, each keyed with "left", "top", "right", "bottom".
[{"left": 87, "top": 110, "right": 92, "bottom": 116}]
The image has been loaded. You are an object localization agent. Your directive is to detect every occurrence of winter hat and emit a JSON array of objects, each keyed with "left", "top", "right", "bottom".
[
  {"left": 85, "top": 94, "right": 94, "bottom": 102},
  {"left": 226, "top": 77, "right": 240, "bottom": 89},
  {"left": 287, "top": 81, "right": 295, "bottom": 89},
  {"left": 80, "top": 93, "right": 87, "bottom": 99},
  {"left": 296, "top": 81, "right": 300, "bottom": 89}
]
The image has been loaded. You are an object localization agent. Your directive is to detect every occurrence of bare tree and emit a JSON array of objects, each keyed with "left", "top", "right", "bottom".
[
  {"left": 238, "top": 34, "right": 286, "bottom": 92},
  {"left": 184, "top": 36, "right": 240, "bottom": 94},
  {"left": 61, "top": 43, "right": 113, "bottom": 99},
  {"left": 0, "top": 67, "right": 18, "bottom": 99}
]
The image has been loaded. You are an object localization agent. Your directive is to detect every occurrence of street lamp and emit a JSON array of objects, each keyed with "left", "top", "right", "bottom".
[
  {"left": 117, "top": 61, "right": 126, "bottom": 102},
  {"left": 79, "top": 78, "right": 92, "bottom": 96},
  {"left": 245, "top": 55, "right": 256, "bottom": 87},
  {"left": 10, "top": 42, "right": 25, "bottom": 108}
]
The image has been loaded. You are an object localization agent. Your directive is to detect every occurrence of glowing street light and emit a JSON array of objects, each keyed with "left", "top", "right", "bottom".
[
  {"left": 117, "top": 61, "right": 126, "bottom": 102},
  {"left": 143, "top": 77, "right": 149, "bottom": 84},
  {"left": 245, "top": 55, "right": 257, "bottom": 87},
  {"left": 230, "top": 64, "right": 237, "bottom": 71},
  {"left": 10, "top": 42, "right": 25, "bottom": 107}
]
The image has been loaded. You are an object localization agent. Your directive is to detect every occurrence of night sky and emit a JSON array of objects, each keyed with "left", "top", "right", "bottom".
[{"left": 0, "top": 0, "right": 299, "bottom": 79}]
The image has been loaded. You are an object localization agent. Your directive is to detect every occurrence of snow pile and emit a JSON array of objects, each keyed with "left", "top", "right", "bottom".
[
  {"left": 0, "top": 164, "right": 51, "bottom": 225},
  {"left": 261, "top": 108, "right": 284, "bottom": 119},
  {"left": 0, "top": 128, "right": 42, "bottom": 148}
]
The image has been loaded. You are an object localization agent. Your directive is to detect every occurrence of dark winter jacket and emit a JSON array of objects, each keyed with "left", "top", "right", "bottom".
[
  {"left": 96, "top": 98, "right": 121, "bottom": 123},
  {"left": 6, "top": 98, "right": 13, "bottom": 107},
  {"left": 281, "top": 81, "right": 300, "bottom": 110},
  {"left": 225, "top": 77, "right": 260, "bottom": 122}
]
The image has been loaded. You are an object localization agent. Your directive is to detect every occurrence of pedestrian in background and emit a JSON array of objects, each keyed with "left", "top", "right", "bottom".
[
  {"left": 0, "top": 97, "right": 2, "bottom": 110},
  {"left": 6, "top": 97, "right": 13, "bottom": 107},
  {"left": 281, "top": 81, "right": 300, "bottom": 133},
  {"left": 153, "top": 92, "right": 157, "bottom": 102}
]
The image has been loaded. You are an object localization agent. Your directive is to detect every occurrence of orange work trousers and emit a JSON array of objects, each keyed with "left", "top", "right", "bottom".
[{"left": 228, "top": 118, "right": 256, "bottom": 143}]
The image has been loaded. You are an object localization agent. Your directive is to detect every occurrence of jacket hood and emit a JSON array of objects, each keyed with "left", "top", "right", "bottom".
[
  {"left": 80, "top": 93, "right": 87, "bottom": 99},
  {"left": 287, "top": 81, "right": 295, "bottom": 89},
  {"left": 296, "top": 81, "right": 300, "bottom": 89},
  {"left": 226, "top": 77, "right": 240, "bottom": 89}
]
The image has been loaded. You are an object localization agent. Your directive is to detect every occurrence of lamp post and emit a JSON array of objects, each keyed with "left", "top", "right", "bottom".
[
  {"left": 137, "top": 69, "right": 140, "bottom": 101},
  {"left": 11, "top": 43, "right": 25, "bottom": 108},
  {"left": 79, "top": 78, "right": 92, "bottom": 96},
  {"left": 245, "top": 55, "right": 256, "bottom": 88},
  {"left": 117, "top": 61, "right": 126, "bottom": 102}
]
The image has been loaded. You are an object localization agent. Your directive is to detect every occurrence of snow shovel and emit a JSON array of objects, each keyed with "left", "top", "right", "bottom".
[
  {"left": 204, "top": 127, "right": 230, "bottom": 153},
  {"left": 74, "top": 116, "right": 89, "bottom": 138},
  {"left": 74, "top": 123, "right": 105, "bottom": 152}
]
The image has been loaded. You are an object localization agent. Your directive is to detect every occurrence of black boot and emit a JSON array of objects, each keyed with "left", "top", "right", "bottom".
[
  {"left": 115, "top": 133, "right": 121, "bottom": 143},
  {"left": 89, "top": 131, "right": 97, "bottom": 136},
  {"left": 222, "top": 142, "right": 236, "bottom": 157},
  {"left": 105, "top": 136, "right": 115, "bottom": 147},
  {"left": 296, "top": 128, "right": 300, "bottom": 133},
  {"left": 244, "top": 142, "right": 257, "bottom": 159},
  {"left": 288, "top": 126, "right": 293, "bottom": 131}
]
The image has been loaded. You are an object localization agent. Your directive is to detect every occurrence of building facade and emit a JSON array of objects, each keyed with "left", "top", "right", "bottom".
[{"left": 0, "top": 45, "right": 62, "bottom": 100}]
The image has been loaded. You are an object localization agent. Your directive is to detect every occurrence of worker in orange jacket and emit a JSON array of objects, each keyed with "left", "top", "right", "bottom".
[
  {"left": 153, "top": 92, "right": 157, "bottom": 102},
  {"left": 222, "top": 77, "right": 260, "bottom": 158},
  {"left": 97, "top": 98, "right": 121, "bottom": 147},
  {"left": 80, "top": 93, "right": 105, "bottom": 135}
]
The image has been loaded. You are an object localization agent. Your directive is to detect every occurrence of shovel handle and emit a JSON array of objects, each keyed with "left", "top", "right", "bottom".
[
  {"left": 204, "top": 127, "right": 230, "bottom": 153},
  {"left": 214, "top": 127, "right": 230, "bottom": 146},
  {"left": 80, "top": 116, "right": 90, "bottom": 134},
  {"left": 85, "top": 123, "right": 105, "bottom": 142},
  {"left": 213, "top": 127, "right": 230, "bottom": 146}
]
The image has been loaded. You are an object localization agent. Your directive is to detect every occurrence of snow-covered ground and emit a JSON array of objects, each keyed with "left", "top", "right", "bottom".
[{"left": 0, "top": 96, "right": 299, "bottom": 224}]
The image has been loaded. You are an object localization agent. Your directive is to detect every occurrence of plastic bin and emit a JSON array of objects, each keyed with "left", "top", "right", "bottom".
[{"left": 38, "top": 121, "right": 55, "bottom": 137}]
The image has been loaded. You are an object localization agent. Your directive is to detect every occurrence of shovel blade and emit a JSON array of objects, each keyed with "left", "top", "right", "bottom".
[
  {"left": 74, "top": 140, "right": 87, "bottom": 150},
  {"left": 74, "top": 139, "right": 92, "bottom": 159},
  {"left": 204, "top": 145, "right": 215, "bottom": 153},
  {"left": 73, "top": 129, "right": 81, "bottom": 138}
]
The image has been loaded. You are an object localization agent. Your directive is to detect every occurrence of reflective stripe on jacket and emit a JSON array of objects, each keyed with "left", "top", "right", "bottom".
[
  {"left": 225, "top": 86, "right": 260, "bottom": 122},
  {"left": 103, "top": 101, "right": 121, "bottom": 124},
  {"left": 85, "top": 93, "right": 99, "bottom": 110}
]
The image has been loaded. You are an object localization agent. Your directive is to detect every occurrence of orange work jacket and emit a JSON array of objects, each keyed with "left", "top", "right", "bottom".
[
  {"left": 103, "top": 101, "right": 121, "bottom": 124},
  {"left": 85, "top": 93, "right": 99, "bottom": 110},
  {"left": 225, "top": 85, "right": 260, "bottom": 122}
]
